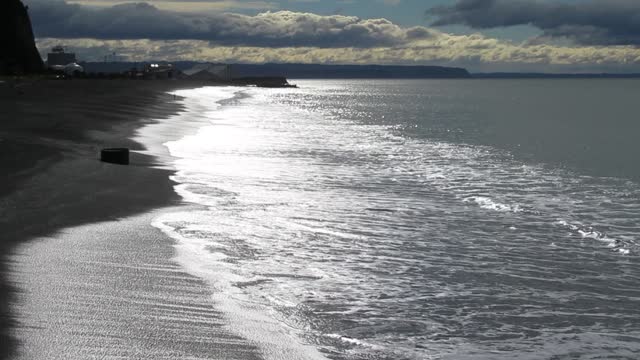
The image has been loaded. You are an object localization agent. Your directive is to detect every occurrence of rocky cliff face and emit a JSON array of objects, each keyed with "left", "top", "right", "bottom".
[{"left": 0, "top": 0, "right": 44, "bottom": 75}]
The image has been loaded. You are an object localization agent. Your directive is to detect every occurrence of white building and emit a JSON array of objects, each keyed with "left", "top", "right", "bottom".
[{"left": 47, "top": 46, "right": 76, "bottom": 66}]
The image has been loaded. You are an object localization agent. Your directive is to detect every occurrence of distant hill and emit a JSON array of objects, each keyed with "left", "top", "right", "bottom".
[
  {"left": 80, "top": 62, "right": 471, "bottom": 79},
  {"left": 0, "top": 0, "right": 44, "bottom": 75},
  {"left": 75, "top": 63, "right": 640, "bottom": 79},
  {"left": 473, "top": 73, "right": 640, "bottom": 79}
]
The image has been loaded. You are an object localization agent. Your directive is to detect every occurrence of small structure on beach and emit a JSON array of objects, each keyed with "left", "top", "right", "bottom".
[
  {"left": 63, "top": 62, "right": 84, "bottom": 76},
  {"left": 182, "top": 63, "right": 232, "bottom": 82},
  {"left": 47, "top": 46, "right": 76, "bottom": 66},
  {"left": 143, "top": 63, "right": 179, "bottom": 80}
]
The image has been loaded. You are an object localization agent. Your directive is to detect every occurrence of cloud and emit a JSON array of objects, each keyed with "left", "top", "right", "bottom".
[
  {"left": 426, "top": 0, "right": 640, "bottom": 46},
  {"left": 66, "top": 0, "right": 278, "bottom": 12},
  {"left": 26, "top": 0, "right": 433, "bottom": 48},
  {"left": 26, "top": 0, "right": 640, "bottom": 72}
]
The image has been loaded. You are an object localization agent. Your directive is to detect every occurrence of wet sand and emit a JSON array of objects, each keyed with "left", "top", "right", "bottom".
[
  {"left": 11, "top": 210, "right": 260, "bottom": 359},
  {"left": 0, "top": 79, "right": 262, "bottom": 358}
]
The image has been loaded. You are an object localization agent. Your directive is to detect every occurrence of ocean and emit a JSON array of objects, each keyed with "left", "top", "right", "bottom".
[{"left": 149, "top": 80, "right": 640, "bottom": 359}]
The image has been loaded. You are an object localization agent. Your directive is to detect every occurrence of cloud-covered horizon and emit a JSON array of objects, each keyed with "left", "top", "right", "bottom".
[
  {"left": 25, "top": 0, "right": 640, "bottom": 72},
  {"left": 427, "top": 0, "right": 640, "bottom": 46}
]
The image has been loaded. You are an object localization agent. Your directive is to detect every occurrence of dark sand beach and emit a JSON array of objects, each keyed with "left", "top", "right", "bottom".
[{"left": 0, "top": 79, "right": 261, "bottom": 359}]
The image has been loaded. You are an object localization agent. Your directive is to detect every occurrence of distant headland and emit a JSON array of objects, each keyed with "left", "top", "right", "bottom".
[{"left": 79, "top": 61, "right": 472, "bottom": 80}]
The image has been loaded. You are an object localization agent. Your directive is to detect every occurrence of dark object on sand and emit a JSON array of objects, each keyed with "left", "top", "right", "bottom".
[
  {"left": 101, "top": 148, "right": 130, "bottom": 165},
  {"left": 0, "top": 0, "right": 44, "bottom": 75}
]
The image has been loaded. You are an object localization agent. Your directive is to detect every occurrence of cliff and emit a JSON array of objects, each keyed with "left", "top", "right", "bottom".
[{"left": 0, "top": 0, "right": 44, "bottom": 75}]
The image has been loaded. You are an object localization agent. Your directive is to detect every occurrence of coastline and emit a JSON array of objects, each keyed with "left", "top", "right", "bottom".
[{"left": 0, "top": 80, "right": 260, "bottom": 358}]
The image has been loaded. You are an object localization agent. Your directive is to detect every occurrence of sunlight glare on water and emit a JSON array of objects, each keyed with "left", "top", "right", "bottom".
[{"left": 154, "top": 81, "right": 640, "bottom": 360}]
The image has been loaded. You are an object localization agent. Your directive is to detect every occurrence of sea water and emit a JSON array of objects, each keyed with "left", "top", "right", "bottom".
[{"left": 151, "top": 80, "right": 640, "bottom": 359}]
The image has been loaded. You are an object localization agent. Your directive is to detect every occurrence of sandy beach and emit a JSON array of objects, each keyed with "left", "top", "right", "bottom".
[{"left": 0, "top": 79, "right": 261, "bottom": 359}]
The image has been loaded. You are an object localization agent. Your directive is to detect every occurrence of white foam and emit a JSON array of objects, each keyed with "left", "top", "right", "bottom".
[
  {"left": 324, "top": 334, "right": 385, "bottom": 350},
  {"left": 463, "top": 196, "right": 523, "bottom": 213},
  {"left": 153, "top": 212, "right": 327, "bottom": 360},
  {"left": 554, "top": 219, "right": 632, "bottom": 254}
]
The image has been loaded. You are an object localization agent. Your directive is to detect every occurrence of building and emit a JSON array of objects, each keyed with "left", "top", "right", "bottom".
[
  {"left": 182, "top": 63, "right": 232, "bottom": 82},
  {"left": 47, "top": 45, "right": 76, "bottom": 66}
]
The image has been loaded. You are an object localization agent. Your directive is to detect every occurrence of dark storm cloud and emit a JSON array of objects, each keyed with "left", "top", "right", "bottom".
[
  {"left": 25, "top": 0, "right": 433, "bottom": 48},
  {"left": 426, "top": 0, "right": 640, "bottom": 46}
]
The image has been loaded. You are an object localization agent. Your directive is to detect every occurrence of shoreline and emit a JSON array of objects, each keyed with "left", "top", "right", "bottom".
[
  {"left": 146, "top": 86, "right": 329, "bottom": 360},
  {"left": 0, "top": 79, "right": 260, "bottom": 358}
]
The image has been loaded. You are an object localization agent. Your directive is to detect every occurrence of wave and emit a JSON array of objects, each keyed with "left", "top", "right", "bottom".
[
  {"left": 463, "top": 196, "right": 523, "bottom": 213},
  {"left": 554, "top": 220, "right": 634, "bottom": 255}
]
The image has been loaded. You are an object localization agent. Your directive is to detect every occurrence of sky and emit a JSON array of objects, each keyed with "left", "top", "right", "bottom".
[{"left": 24, "top": 0, "right": 640, "bottom": 73}]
